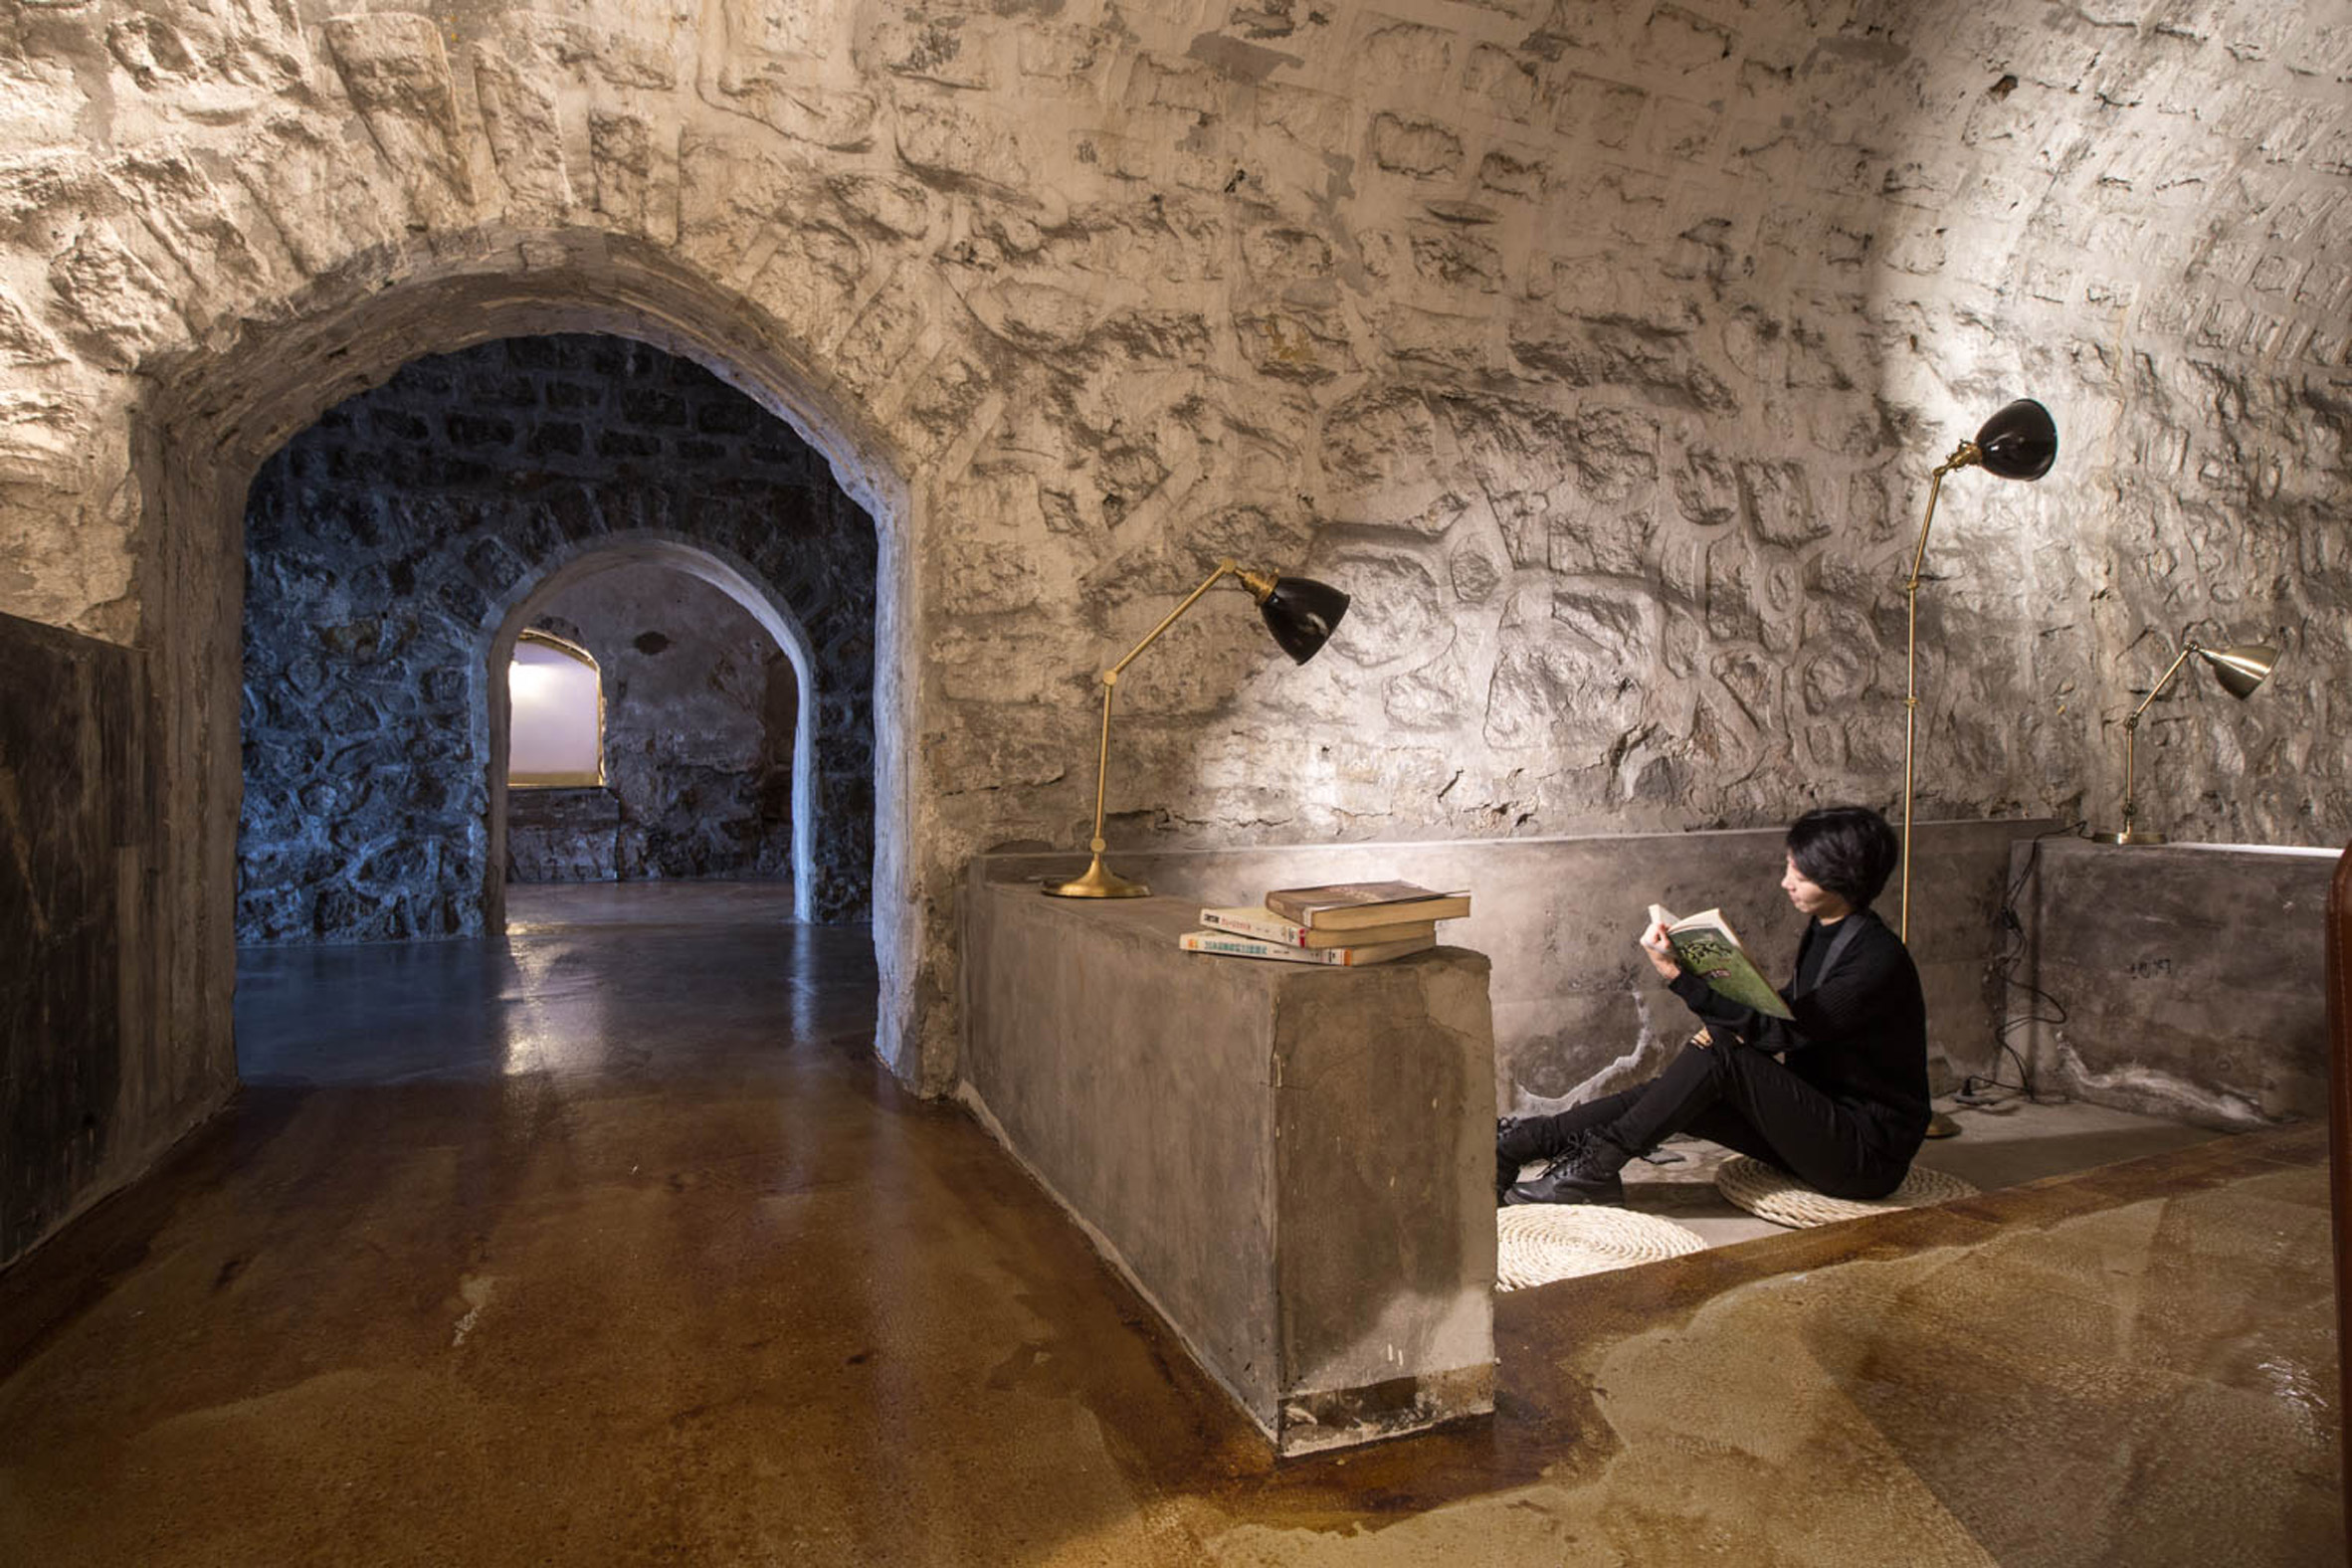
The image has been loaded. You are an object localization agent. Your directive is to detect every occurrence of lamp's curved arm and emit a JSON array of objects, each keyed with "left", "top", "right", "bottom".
[
  {"left": 2113, "top": 639, "right": 2205, "bottom": 837},
  {"left": 1077, "top": 558, "right": 1261, "bottom": 860},
  {"left": 1103, "top": 558, "right": 1254, "bottom": 682},
  {"left": 2122, "top": 640, "right": 2203, "bottom": 731},
  {"left": 1903, "top": 441, "right": 1981, "bottom": 591}
]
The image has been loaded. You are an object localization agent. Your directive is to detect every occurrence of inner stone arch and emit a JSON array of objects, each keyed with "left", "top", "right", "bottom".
[{"left": 483, "top": 529, "right": 835, "bottom": 927}]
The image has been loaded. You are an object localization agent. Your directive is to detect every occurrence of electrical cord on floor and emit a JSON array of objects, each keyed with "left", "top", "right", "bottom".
[{"left": 1963, "top": 819, "right": 2085, "bottom": 1107}]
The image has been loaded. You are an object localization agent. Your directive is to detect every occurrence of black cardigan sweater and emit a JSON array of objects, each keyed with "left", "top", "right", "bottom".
[{"left": 1666, "top": 906, "right": 1931, "bottom": 1164}]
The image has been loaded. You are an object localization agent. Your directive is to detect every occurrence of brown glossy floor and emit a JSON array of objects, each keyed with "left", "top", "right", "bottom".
[{"left": 0, "top": 886, "right": 2338, "bottom": 1565}]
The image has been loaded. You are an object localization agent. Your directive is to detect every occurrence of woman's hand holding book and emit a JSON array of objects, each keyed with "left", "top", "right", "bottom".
[{"left": 1638, "top": 915, "right": 1680, "bottom": 981}]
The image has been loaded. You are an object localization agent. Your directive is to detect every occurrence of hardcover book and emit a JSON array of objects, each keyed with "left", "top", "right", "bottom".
[
  {"left": 1197, "top": 905, "right": 1439, "bottom": 949},
  {"left": 1261, "top": 881, "right": 1470, "bottom": 931},
  {"left": 1647, "top": 904, "right": 1793, "bottom": 1020},
  {"left": 1178, "top": 930, "right": 1436, "bottom": 966}
]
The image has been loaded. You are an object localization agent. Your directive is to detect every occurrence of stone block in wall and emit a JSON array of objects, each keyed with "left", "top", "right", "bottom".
[
  {"left": 472, "top": 44, "right": 574, "bottom": 220},
  {"left": 1358, "top": 19, "right": 1454, "bottom": 87},
  {"left": 508, "top": 787, "right": 622, "bottom": 882},
  {"left": 1368, "top": 114, "right": 1466, "bottom": 178},
  {"left": 320, "top": 15, "right": 474, "bottom": 225}
]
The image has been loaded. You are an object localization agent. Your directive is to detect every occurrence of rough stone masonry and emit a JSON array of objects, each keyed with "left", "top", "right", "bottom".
[
  {"left": 237, "top": 333, "right": 876, "bottom": 941},
  {"left": 0, "top": 0, "right": 2346, "bottom": 1117}
]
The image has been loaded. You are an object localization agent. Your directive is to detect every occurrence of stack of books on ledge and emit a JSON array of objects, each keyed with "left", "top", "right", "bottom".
[{"left": 1179, "top": 881, "right": 1470, "bottom": 966}]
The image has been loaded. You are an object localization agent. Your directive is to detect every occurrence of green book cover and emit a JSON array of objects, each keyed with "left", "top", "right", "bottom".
[{"left": 1652, "top": 905, "right": 1794, "bottom": 1021}]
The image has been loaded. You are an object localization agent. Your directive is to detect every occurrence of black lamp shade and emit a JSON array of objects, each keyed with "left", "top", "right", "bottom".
[
  {"left": 1973, "top": 398, "right": 2058, "bottom": 481},
  {"left": 1259, "top": 575, "right": 1350, "bottom": 665}
]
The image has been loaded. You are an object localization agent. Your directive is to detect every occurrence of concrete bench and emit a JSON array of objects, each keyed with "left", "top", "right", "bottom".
[{"left": 958, "top": 875, "right": 1495, "bottom": 1456}]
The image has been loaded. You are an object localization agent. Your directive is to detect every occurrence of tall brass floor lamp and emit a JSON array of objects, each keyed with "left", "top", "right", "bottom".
[{"left": 1897, "top": 398, "right": 2058, "bottom": 940}]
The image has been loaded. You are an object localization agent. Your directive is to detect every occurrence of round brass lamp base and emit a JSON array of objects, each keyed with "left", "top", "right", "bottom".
[
  {"left": 1043, "top": 855, "right": 1150, "bottom": 898},
  {"left": 2089, "top": 827, "right": 2167, "bottom": 846}
]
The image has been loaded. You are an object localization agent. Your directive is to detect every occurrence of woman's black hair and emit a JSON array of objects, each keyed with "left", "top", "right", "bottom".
[{"left": 1785, "top": 805, "right": 1900, "bottom": 909}]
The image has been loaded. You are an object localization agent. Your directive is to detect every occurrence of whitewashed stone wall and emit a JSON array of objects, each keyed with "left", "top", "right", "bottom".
[{"left": 0, "top": 0, "right": 2346, "bottom": 1095}]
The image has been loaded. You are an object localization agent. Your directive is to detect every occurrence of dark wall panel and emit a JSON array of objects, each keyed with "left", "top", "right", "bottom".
[{"left": 1, "top": 614, "right": 151, "bottom": 1264}]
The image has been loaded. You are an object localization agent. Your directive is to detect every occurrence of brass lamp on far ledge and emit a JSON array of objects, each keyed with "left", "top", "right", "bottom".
[
  {"left": 2092, "top": 636, "right": 2278, "bottom": 846},
  {"left": 1045, "top": 558, "right": 1350, "bottom": 899}
]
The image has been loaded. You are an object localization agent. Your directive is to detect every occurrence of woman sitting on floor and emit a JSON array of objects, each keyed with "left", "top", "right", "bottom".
[{"left": 1497, "top": 804, "right": 1930, "bottom": 1207}]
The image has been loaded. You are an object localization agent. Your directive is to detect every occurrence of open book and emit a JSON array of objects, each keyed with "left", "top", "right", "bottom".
[{"left": 1647, "top": 904, "right": 1793, "bottom": 1020}]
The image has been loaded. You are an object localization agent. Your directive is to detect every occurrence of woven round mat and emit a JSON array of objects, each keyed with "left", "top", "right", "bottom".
[
  {"left": 1495, "top": 1204, "right": 1708, "bottom": 1290},
  {"left": 1714, "top": 1156, "right": 1979, "bottom": 1229}
]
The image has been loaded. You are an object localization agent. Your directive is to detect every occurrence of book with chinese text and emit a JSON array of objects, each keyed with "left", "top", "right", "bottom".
[
  {"left": 1178, "top": 930, "right": 1435, "bottom": 966},
  {"left": 1197, "top": 905, "right": 1440, "bottom": 949}
]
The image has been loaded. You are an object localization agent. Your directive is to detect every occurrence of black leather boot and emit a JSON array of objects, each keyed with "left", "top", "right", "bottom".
[
  {"left": 1494, "top": 1115, "right": 1551, "bottom": 1203},
  {"left": 1501, "top": 1129, "right": 1630, "bottom": 1207}
]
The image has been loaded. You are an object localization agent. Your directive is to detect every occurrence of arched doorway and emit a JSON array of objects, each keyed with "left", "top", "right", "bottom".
[
  {"left": 140, "top": 239, "right": 927, "bottom": 1091},
  {"left": 484, "top": 531, "right": 832, "bottom": 926},
  {"left": 234, "top": 333, "right": 873, "bottom": 942}
]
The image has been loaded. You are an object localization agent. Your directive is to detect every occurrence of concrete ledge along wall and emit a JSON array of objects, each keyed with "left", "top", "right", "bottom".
[
  {"left": 959, "top": 877, "right": 1495, "bottom": 1457},
  {"left": 975, "top": 818, "right": 2046, "bottom": 1116},
  {"left": 2010, "top": 838, "right": 2337, "bottom": 1129}
]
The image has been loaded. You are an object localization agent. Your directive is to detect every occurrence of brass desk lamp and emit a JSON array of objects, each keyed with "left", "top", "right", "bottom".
[
  {"left": 2091, "top": 637, "right": 2277, "bottom": 845},
  {"left": 1897, "top": 398, "right": 2058, "bottom": 939},
  {"left": 1045, "top": 558, "right": 1349, "bottom": 899}
]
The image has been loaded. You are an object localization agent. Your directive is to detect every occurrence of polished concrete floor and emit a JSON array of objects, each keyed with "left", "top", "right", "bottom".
[{"left": 0, "top": 885, "right": 2338, "bottom": 1565}]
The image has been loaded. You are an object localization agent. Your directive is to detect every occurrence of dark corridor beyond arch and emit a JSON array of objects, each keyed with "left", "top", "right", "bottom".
[{"left": 236, "top": 334, "right": 877, "bottom": 943}]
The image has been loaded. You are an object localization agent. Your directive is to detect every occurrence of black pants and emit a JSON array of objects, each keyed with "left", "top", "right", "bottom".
[{"left": 1505, "top": 1041, "right": 1908, "bottom": 1201}]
